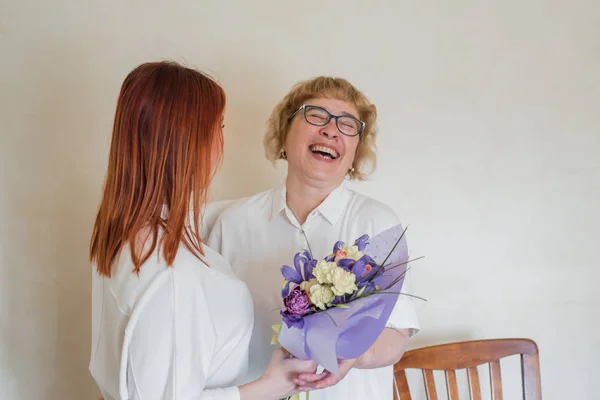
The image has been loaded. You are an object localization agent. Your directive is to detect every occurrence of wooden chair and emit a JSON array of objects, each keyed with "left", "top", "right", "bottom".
[{"left": 393, "top": 338, "right": 542, "bottom": 400}]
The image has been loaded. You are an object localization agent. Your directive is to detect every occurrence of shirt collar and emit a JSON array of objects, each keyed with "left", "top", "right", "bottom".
[
  {"left": 271, "top": 184, "right": 287, "bottom": 221},
  {"left": 271, "top": 180, "right": 351, "bottom": 225}
]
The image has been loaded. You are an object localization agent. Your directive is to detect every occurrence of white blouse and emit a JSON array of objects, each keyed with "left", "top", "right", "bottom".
[
  {"left": 206, "top": 181, "right": 420, "bottom": 400},
  {"left": 89, "top": 239, "right": 254, "bottom": 400}
]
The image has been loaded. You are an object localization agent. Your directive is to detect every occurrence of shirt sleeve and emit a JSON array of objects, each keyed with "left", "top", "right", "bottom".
[
  {"left": 123, "top": 269, "right": 240, "bottom": 400},
  {"left": 385, "top": 266, "right": 420, "bottom": 336},
  {"left": 201, "top": 200, "right": 238, "bottom": 242},
  {"left": 206, "top": 214, "right": 224, "bottom": 254}
]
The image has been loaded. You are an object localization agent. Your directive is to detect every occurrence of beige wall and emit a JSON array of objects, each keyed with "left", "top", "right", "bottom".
[{"left": 1, "top": 1, "right": 598, "bottom": 399}]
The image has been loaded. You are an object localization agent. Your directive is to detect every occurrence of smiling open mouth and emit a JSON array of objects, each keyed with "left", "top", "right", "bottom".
[{"left": 309, "top": 144, "right": 339, "bottom": 160}]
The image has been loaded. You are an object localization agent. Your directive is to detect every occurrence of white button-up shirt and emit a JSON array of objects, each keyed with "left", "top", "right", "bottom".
[
  {"left": 89, "top": 241, "right": 254, "bottom": 400},
  {"left": 206, "top": 181, "right": 419, "bottom": 400}
]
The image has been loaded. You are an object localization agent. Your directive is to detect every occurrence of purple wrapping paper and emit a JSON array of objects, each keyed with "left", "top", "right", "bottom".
[{"left": 277, "top": 224, "right": 408, "bottom": 376}]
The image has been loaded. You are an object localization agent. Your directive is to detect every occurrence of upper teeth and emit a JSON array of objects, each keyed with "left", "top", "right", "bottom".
[{"left": 310, "top": 145, "right": 339, "bottom": 158}]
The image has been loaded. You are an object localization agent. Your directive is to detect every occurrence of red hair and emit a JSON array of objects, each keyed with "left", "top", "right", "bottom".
[{"left": 90, "top": 61, "right": 225, "bottom": 277}]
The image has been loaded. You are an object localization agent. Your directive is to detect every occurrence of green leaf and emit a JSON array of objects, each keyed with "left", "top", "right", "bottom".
[
  {"left": 379, "top": 225, "right": 409, "bottom": 268},
  {"left": 335, "top": 304, "right": 350, "bottom": 309},
  {"left": 355, "top": 286, "right": 366, "bottom": 298}
]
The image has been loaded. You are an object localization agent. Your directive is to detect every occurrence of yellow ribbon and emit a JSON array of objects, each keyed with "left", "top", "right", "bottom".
[
  {"left": 271, "top": 324, "right": 282, "bottom": 345},
  {"left": 271, "top": 325, "right": 310, "bottom": 400}
]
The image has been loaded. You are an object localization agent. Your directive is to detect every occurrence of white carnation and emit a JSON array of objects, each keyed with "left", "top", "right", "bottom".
[
  {"left": 330, "top": 267, "right": 358, "bottom": 296},
  {"left": 309, "top": 283, "right": 335, "bottom": 310},
  {"left": 313, "top": 260, "right": 337, "bottom": 285}
]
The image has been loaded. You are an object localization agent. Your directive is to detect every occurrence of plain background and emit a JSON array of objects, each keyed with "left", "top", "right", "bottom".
[{"left": 1, "top": 1, "right": 598, "bottom": 399}]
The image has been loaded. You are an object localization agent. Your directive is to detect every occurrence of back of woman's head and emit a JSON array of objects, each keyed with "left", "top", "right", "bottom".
[{"left": 90, "top": 61, "right": 226, "bottom": 277}]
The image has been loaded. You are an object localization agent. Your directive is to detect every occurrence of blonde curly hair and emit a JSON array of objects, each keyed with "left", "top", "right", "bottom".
[{"left": 263, "top": 76, "right": 378, "bottom": 181}]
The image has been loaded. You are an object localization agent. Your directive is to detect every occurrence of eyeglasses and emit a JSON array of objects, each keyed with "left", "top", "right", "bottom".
[{"left": 288, "top": 104, "right": 365, "bottom": 137}]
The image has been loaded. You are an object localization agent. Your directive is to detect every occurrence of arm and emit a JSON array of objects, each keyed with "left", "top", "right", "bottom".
[
  {"left": 356, "top": 228, "right": 419, "bottom": 369},
  {"left": 126, "top": 270, "right": 241, "bottom": 400},
  {"left": 355, "top": 222, "right": 418, "bottom": 368},
  {"left": 239, "top": 349, "right": 318, "bottom": 400},
  {"left": 127, "top": 270, "right": 316, "bottom": 400},
  {"left": 294, "top": 328, "right": 410, "bottom": 391},
  {"left": 295, "top": 230, "right": 420, "bottom": 390},
  {"left": 354, "top": 328, "right": 411, "bottom": 369}
]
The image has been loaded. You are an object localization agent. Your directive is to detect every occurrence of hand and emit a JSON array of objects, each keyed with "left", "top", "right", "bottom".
[
  {"left": 294, "top": 357, "right": 360, "bottom": 391},
  {"left": 261, "top": 348, "right": 319, "bottom": 399}
]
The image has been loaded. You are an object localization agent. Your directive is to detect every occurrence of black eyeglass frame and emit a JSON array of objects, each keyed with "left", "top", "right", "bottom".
[{"left": 288, "top": 104, "right": 365, "bottom": 137}]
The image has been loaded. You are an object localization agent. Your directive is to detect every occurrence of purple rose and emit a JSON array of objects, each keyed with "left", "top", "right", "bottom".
[
  {"left": 281, "top": 286, "right": 312, "bottom": 328},
  {"left": 284, "top": 286, "right": 311, "bottom": 316}
]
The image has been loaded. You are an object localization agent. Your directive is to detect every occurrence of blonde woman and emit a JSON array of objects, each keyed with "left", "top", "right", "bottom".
[{"left": 207, "top": 77, "right": 419, "bottom": 399}]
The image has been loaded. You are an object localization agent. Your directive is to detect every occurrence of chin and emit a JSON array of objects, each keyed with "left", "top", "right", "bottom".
[{"left": 306, "top": 169, "right": 344, "bottom": 185}]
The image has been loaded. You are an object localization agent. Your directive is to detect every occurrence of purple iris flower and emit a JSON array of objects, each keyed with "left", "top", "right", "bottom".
[
  {"left": 332, "top": 240, "right": 345, "bottom": 254},
  {"left": 351, "top": 255, "right": 374, "bottom": 281},
  {"left": 280, "top": 311, "right": 305, "bottom": 329},
  {"left": 359, "top": 262, "right": 384, "bottom": 287},
  {"left": 298, "top": 250, "right": 316, "bottom": 280},
  {"left": 336, "top": 258, "right": 355, "bottom": 272},
  {"left": 281, "top": 249, "right": 316, "bottom": 297},
  {"left": 354, "top": 234, "right": 369, "bottom": 252}
]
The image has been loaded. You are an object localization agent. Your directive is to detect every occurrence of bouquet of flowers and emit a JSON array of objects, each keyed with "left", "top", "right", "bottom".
[{"left": 272, "top": 224, "right": 421, "bottom": 379}]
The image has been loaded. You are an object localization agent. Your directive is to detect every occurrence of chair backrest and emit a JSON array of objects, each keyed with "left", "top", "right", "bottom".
[{"left": 393, "top": 338, "right": 542, "bottom": 400}]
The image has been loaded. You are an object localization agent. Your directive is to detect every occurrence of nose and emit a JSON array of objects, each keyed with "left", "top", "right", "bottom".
[{"left": 319, "top": 118, "right": 338, "bottom": 139}]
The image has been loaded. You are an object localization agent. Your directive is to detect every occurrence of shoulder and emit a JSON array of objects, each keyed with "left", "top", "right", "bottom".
[
  {"left": 170, "top": 244, "right": 242, "bottom": 289},
  {"left": 105, "top": 239, "right": 250, "bottom": 320},
  {"left": 145, "top": 247, "right": 252, "bottom": 322},
  {"left": 217, "top": 188, "right": 275, "bottom": 221},
  {"left": 107, "top": 243, "right": 170, "bottom": 315},
  {"left": 346, "top": 187, "right": 401, "bottom": 228},
  {"left": 201, "top": 244, "right": 242, "bottom": 281},
  {"left": 208, "top": 188, "right": 275, "bottom": 237},
  {"left": 200, "top": 199, "right": 240, "bottom": 240}
]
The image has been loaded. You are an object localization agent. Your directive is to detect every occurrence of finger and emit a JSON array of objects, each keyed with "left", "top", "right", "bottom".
[
  {"left": 297, "top": 371, "right": 329, "bottom": 382},
  {"left": 271, "top": 348, "right": 286, "bottom": 361},
  {"left": 312, "top": 375, "right": 340, "bottom": 390},
  {"left": 293, "top": 378, "right": 308, "bottom": 386},
  {"left": 291, "top": 361, "right": 319, "bottom": 374},
  {"left": 293, "top": 382, "right": 315, "bottom": 391},
  {"left": 297, "top": 359, "right": 318, "bottom": 370}
]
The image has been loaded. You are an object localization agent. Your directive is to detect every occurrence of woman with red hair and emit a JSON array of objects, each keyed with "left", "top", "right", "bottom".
[{"left": 89, "top": 61, "right": 316, "bottom": 400}]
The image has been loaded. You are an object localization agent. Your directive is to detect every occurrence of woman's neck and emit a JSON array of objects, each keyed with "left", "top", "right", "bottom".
[{"left": 285, "top": 172, "right": 343, "bottom": 225}]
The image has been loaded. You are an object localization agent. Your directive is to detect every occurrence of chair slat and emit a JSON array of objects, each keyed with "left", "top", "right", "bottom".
[
  {"left": 423, "top": 369, "right": 438, "bottom": 400},
  {"left": 467, "top": 367, "right": 482, "bottom": 400},
  {"left": 394, "top": 370, "right": 411, "bottom": 400},
  {"left": 522, "top": 354, "right": 542, "bottom": 400},
  {"left": 490, "top": 360, "right": 503, "bottom": 400},
  {"left": 445, "top": 370, "right": 460, "bottom": 400}
]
